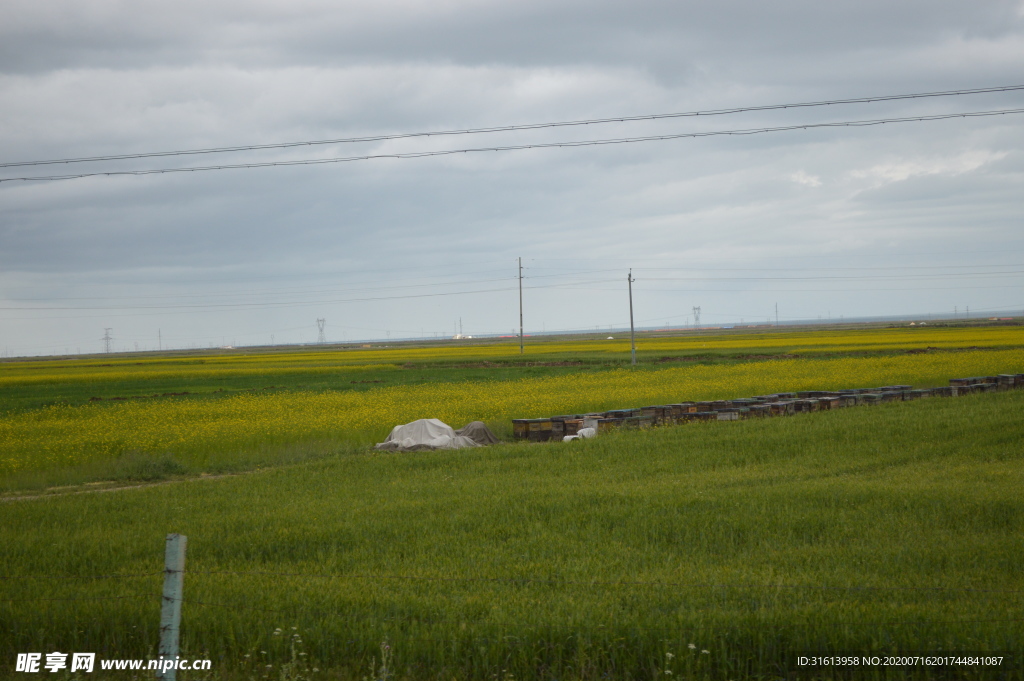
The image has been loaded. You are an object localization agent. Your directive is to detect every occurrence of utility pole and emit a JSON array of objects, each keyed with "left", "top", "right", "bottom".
[
  {"left": 518, "top": 257, "right": 524, "bottom": 355},
  {"left": 158, "top": 329, "right": 162, "bottom": 351},
  {"left": 102, "top": 328, "right": 113, "bottom": 354},
  {"left": 628, "top": 269, "right": 636, "bottom": 365},
  {"left": 692, "top": 306, "right": 701, "bottom": 330},
  {"left": 316, "top": 318, "right": 326, "bottom": 344}
]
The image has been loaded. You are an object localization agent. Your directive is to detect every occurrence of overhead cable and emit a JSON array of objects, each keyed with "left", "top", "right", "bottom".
[
  {"left": 3, "top": 83, "right": 1023, "bottom": 168},
  {"left": 0, "top": 277, "right": 618, "bottom": 312},
  {"left": 5, "top": 107, "right": 1023, "bottom": 183}
]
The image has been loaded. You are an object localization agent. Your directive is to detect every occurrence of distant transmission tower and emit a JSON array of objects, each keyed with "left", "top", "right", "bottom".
[
  {"left": 692, "top": 306, "right": 701, "bottom": 329},
  {"left": 102, "top": 328, "right": 113, "bottom": 353},
  {"left": 316, "top": 318, "right": 326, "bottom": 344}
]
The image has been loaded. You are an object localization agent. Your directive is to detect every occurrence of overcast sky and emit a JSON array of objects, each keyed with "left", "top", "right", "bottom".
[{"left": 2, "top": 0, "right": 1023, "bottom": 355}]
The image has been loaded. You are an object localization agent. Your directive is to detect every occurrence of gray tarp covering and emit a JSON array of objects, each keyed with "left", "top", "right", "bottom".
[
  {"left": 374, "top": 418, "right": 482, "bottom": 451},
  {"left": 454, "top": 421, "right": 500, "bottom": 446}
]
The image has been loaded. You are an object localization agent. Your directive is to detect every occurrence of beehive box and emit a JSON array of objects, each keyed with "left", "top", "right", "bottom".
[
  {"left": 668, "top": 403, "right": 696, "bottom": 417},
  {"left": 820, "top": 397, "right": 842, "bottom": 409},
  {"left": 793, "top": 399, "right": 820, "bottom": 413},
  {"left": 527, "top": 418, "right": 553, "bottom": 442},
  {"left": 596, "top": 418, "right": 623, "bottom": 432},
  {"left": 640, "top": 406, "right": 671, "bottom": 423},
  {"left": 768, "top": 402, "right": 794, "bottom": 416}
]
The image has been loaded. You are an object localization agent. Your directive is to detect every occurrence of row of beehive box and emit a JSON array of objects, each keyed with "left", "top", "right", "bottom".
[{"left": 512, "top": 373, "right": 1024, "bottom": 442}]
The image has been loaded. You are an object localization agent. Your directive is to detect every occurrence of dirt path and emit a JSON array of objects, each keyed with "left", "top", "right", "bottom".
[{"left": 0, "top": 472, "right": 244, "bottom": 502}]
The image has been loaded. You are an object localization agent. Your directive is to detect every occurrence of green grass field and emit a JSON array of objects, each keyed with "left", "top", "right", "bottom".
[{"left": 2, "top": 326, "right": 1023, "bottom": 679}]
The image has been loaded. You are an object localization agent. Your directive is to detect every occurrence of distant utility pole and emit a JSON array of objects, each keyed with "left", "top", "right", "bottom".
[
  {"left": 775, "top": 303, "right": 779, "bottom": 327},
  {"left": 518, "top": 257, "right": 524, "bottom": 355},
  {"left": 102, "top": 328, "right": 113, "bottom": 354},
  {"left": 628, "top": 270, "right": 637, "bottom": 365},
  {"left": 158, "top": 329, "right": 162, "bottom": 351},
  {"left": 692, "top": 306, "right": 701, "bottom": 330},
  {"left": 316, "top": 318, "right": 326, "bottom": 344}
]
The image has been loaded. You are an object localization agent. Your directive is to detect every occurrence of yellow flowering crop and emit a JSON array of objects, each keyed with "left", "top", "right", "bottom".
[{"left": 1, "top": 348, "right": 1020, "bottom": 477}]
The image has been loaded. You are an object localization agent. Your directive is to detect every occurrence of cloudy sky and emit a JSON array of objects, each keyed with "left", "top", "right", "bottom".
[{"left": 2, "top": 0, "right": 1023, "bottom": 355}]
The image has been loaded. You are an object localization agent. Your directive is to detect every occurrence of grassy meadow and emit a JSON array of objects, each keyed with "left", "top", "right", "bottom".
[{"left": 1, "top": 324, "right": 1023, "bottom": 679}]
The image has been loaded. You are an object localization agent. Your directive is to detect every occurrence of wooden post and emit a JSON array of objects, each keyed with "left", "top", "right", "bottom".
[{"left": 157, "top": 534, "right": 187, "bottom": 681}]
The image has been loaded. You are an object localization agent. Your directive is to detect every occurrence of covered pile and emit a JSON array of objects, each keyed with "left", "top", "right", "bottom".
[{"left": 375, "top": 418, "right": 499, "bottom": 451}]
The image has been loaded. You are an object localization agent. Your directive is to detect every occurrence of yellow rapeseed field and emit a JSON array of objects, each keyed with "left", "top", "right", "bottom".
[
  {"left": 0, "top": 362, "right": 398, "bottom": 389},
  {"left": 1, "top": 347, "right": 1021, "bottom": 477},
  {"left": 1, "top": 325, "right": 1020, "bottom": 389}
]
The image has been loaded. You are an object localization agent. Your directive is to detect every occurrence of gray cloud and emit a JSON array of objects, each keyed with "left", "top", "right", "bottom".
[{"left": 2, "top": 0, "right": 1023, "bottom": 354}]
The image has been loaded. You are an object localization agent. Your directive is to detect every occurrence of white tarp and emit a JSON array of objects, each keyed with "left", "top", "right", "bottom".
[
  {"left": 374, "top": 418, "right": 482, "bottom": 451},
  {"left": 562, "top": 427, "right": 596, "bottom": 442}
]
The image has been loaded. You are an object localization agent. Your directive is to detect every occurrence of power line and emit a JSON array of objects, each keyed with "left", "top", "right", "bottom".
[
  {"left": 5, "top": 84, "right": 1023, "bottom": 169},
  {"left": 3, "top": 265, "right": 1014, "bottom": 309},
  {"left": 636, "top": 263, "right": 1024, "bottom": 272},
  {"left": 5, "top": 107, "right": 1024, "bottom": 183},
  {"left": 0, "top": 277, "right": 618, "bottom": 312},
  {"left": 642, "top": 270, "right": 1024, "bottom": 281},
  {"left": 4, "top": 269, "right": 619, "bottom": 303}
]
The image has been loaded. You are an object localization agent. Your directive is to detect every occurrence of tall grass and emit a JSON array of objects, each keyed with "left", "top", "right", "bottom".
[{"left": 2, "top": 391, "right": 1022, "bottom": 679}]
